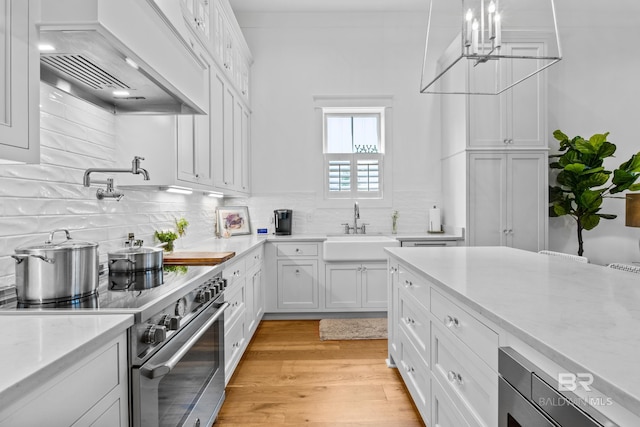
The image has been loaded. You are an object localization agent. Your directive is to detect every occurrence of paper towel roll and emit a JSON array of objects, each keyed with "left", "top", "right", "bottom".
[{"left": 429, "top": 206, "right": 441, "bottom": 232}]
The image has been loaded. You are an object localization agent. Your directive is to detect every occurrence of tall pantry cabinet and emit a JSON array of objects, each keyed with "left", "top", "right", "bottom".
[{"left": 441, "top": 39, "right": 549, "bottom": 252}]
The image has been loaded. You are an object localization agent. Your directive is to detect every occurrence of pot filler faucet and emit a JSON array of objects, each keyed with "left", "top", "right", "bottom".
[{"left": 83, "top": 156, "right": 150, "bottom": 201}]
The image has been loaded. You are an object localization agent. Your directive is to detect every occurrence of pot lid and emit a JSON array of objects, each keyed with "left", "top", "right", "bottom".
[{"left": 15, "top": 239, "right": 99, "bottom": 252}]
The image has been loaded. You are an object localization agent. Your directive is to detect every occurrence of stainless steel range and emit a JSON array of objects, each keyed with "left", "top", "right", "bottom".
[{"left": 0, "top": 265, "right": 229, "bottom": 427}]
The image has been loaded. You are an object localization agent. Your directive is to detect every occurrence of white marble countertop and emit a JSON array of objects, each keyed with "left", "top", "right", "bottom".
[
  {"left": 0, "top": 314, "right": 133, "bottom": 408},
  {"left": 385, "top": 246, "right": 640, "bottom": 417}
]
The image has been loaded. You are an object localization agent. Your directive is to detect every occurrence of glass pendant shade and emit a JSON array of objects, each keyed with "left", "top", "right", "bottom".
[{"left": 420, "top": 0, "right": 562, "bottom": 95}]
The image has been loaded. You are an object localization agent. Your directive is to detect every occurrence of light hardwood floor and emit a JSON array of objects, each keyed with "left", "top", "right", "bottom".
[{"left": 215, "top": 320, "right": 425, "bottom": 426}]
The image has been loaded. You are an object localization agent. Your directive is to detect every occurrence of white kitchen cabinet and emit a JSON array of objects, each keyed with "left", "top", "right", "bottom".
[
  {"left": 222, "top": 244, "right": 265, "bottom": 384},
  {"left": 0, "top": 0, "right": 39, "bottom": 164},
  {"left": 440, "top": 37, "right": 550, "bottom": 252},
  {"left": 325, "top": 262, "right": 387, "bottom": 310},
  {"left": 388, "top": 264, "right": 401, "bottom": 365},
  {"left": 211, "top": 67, "right": 251, "bottom": 195},
  {"left": 468, "top": 151, "right": 547, "bottom": 251},
  {"left": 224, "top": 310, "right": 246, "bottom": 385},
  {"left": 181, "top": 0, "right": 210, "bottom": 44},
  {"left": 245, "top": 246, "right": 264, "bottom": 335},
  {"left": 388, "top": 256, "right": 501, "bottom": 427},
  {"left": 0, "top": 333, "right": 128, "bottom": 426},
  {"left": 468, "top": 41, "right": 547, "bottom": 148},
  {"left": 211, "top": 0, "right": 251, "bottom": 102},
  {"left": 277, "top": 259, "right": 319, "bottom": 310},
  {"left": 114, "top": 41, "right": 214, "bottom": 191}
]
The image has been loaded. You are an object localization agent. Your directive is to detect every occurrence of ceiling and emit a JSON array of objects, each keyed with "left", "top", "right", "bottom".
[{"left": 228, "top": 0, "right": 429, "bottom": 13}]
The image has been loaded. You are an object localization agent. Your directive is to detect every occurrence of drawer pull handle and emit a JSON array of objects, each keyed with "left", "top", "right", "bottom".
[
  {"left": 444, "top": 315, "right": 459, "bottom": 328},
  {"left": 404, "top": 363, "right": 415, "bottom": 374},
  {"left": 295, "top": 248, "right": 301, "bottom": 253},
  {"left": 447, "top": 371, "right": 463, "bottom": 385},
  {"left": 389, "top": 266, "right": 398, "bottom": 273},
  {"left": 403, "top": 280, "right": 413, "bottom": 288},
  {"left": 403, "top": 317, "right": 416, "bottom": 326}
]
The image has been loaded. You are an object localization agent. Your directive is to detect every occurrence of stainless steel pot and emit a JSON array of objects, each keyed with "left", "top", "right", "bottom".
[
  {"left": 108, "top": 246, "right": 164, "bottom": 273},
  {"left": 12, "top": 229, "right": 99, "bottom": 303}
]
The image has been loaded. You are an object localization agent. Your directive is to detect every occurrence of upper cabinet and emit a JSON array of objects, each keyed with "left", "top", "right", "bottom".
[
  {"left": 469, "top": 41, "right": 547, "bottom": 148},
  {"left": 211, "top": 67, "right": 251, "bottom": 195},
  {"left": 117, "top": 0, "right": 252, "bottom": 196},
  {"left": 0, "top": 0, "right": 39, "bottom": 164}
]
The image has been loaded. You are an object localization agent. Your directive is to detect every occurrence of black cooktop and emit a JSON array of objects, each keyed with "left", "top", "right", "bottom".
[{"left": 0, "top": 265, "right": 215, "bottom": 313}]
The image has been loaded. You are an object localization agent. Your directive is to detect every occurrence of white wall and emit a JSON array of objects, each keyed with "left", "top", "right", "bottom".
[
  {"left": 0, "top": 84, "right": 220, "bottom": 289},
  {"left": 235, "top": 12, "right": 445, "bottom": 234},
  {"left": 547, "top": 1, "right": 640, "bottom": 264},
  {"left": 236, "top": 3, "right": 640, "bottom": 264}
]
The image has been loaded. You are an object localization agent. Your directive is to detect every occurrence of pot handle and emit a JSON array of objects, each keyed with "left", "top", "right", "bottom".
[
  {"left": 46, "top": 229, "right": 72, "bottom": 244},
  {"left": 11, "top": 254, "right": 55, "bottom": 264}
]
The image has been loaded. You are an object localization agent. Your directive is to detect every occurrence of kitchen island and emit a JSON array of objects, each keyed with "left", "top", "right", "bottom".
[
  {"left": 0, "top": 314, "right": 133, "bottom": 425},
  {"left": 386, "top": 246, "right": 640, "bottom": 427}
]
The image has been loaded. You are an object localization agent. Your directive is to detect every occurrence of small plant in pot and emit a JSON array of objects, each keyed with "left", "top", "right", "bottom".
[
  {"left": 549, "top": 130, "right": 640, "bottom": 256},
  {"left": 154, "top": 229, "right": 178, "bottom": 253}
]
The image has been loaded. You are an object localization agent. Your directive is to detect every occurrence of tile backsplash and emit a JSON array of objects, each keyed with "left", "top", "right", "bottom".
[{"left": 0, "top": 84, "right": 220, "bottom": 288}]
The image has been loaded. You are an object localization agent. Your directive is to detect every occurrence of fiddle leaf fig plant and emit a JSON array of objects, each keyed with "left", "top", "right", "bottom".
[{"left": 549, "top": 130, "right": 640, "bottom": 256}]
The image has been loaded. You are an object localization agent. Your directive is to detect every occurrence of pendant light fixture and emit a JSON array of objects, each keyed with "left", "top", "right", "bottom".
[{"left": 420, "top": 0, "right": 562, "bottom": 95}]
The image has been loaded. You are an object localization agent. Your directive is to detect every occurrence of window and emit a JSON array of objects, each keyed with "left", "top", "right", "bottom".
[{"left": 323, "top": 108, "right": 385, "bottom": 199}]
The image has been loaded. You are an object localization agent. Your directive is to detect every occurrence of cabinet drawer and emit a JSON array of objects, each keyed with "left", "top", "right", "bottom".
[
  {"left": 432, "top": 320, "right": 498, "bottom": 427},
  {"left": 223, "top": 257, "right": 246, "bottom": 285},
  {"left": 276, "top": 243, "right": 318, "bottom": 257},
  {"left": 431, "top": 375, "right": 474, "bottom": 427},
  {"left": 246, "top": 246, "right": 264, "bottom": 270},
  {"left": 224, "top": 315, "right": 246, "bottom": 384},
  {"left": 397, "top": 264, "right": 430, "bottom": 310},
  {"left": 430, "top": 287, "right": 498, "bottom": 370},
  {"left": 398, "top": 290, "right": 430, "bottom": 369},
  {"left": 398, "top": 329, "right": 430, "bottom": 419},
  {"left": 225, "top": 282, "right": 246, "bottom": 327}
]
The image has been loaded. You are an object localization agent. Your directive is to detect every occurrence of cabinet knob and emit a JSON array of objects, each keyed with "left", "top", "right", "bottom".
[
  {"left": 444, "top": 315, "right": 459, "bottom": 328},
  {"left": 403, "top": 280, "right": 413, "bottom": 288},
  {"left": 447, "top": 371, "right": 463, "bottom": 385}
]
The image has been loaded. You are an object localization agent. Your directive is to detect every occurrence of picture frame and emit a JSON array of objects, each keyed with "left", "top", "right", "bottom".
[{"left": 216, "top": 206, "right": 251, "bottom": 236}]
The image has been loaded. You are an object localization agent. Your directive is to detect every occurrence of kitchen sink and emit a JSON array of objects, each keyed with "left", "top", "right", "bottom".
[{"left": 323, "top": 235, "right": 400, "bottom": 261}]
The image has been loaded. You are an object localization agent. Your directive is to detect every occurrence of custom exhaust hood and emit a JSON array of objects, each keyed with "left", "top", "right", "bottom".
[{"left": 38, "top": 0, "right": 208, "bottom": 115}]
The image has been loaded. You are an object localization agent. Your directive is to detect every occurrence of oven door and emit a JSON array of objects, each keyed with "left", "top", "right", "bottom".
[
  {"left": 132, "top": 300, "right": 229, "bottom": 427},
  {"left": 499, "top": 376, "right": 558, "bottom": 427}
]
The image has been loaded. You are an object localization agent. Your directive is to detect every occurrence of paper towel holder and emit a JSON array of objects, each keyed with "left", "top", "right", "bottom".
[{"left": 428, "top": 205, "right": 444, "bottom": 234}]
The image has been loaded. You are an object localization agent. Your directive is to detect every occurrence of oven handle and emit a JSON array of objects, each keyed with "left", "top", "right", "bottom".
[{"left": 140, "top": 302, "right": 230, "bottom": 379}]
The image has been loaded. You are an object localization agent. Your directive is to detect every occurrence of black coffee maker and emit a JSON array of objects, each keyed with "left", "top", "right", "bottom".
[{"left": 274, "top": 209, "right": 292, "bottom": 235}]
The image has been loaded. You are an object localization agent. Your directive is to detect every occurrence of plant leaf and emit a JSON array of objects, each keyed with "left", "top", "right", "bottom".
[
  {"left": 565, "top": 163, "right": 586, "bottom": 174},
  {"left": 575, "top": 137, "right": 595, "bottom": 154},
  {"left": 578, "top": 190, "right": 602, "bottom": 210},
  {"left": 553, "top": 130, "right": 568, "bottom": 141},
  {"left": 589, "top": 133, "right": 609, "bottom": 151},
  {"left": 598, "top": 213, "right": 617, "bottom": 220},
  {"left": 629, "top": 184, "right": 640, "bottom": 191},
  {"left": 553, "top": 204, "right": 568, "bottom": 216},
  {"left": 597, "top": 142, "right": 616, "bottom": 159},
  {"left": 581, "top": 214, "right": 601, "bottom": 230}
]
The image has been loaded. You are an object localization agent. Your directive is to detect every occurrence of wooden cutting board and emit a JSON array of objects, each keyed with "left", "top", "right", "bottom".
[{"left": 163, "top": 251, "right": 235, "bottom": 266}]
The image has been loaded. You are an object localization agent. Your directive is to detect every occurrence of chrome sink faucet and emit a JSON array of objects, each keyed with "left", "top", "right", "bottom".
[{"left": 342, "top": 202, "right": 367, "bottom": 234}]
